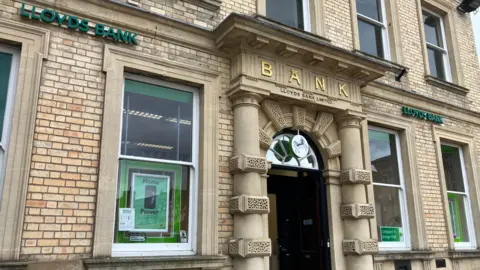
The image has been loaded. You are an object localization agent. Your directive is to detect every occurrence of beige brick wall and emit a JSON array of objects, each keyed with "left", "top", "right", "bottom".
[{"left": 1, "top": 0, "right": 480, "bottom": 261}]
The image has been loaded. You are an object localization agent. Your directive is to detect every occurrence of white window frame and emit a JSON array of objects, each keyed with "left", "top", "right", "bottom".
[
  {"left": 302, "top": 0, "right": 311, "bottom": 32},
  {"left": 369, "top": 126, "right": 411, "bottom": 251},
  {"left": 0, "top": 44, "right": 19, "bottom": 204},
  {"left": 356, "top": 0, "right": 391, "bottom": 60},
  {"left": 111, "top": 73, "right": 199, "bottom": 257},
  {"left": 422, "top": 8, "right": 452, "bottom": 82},
  {"left": 441, "top": 142, "right": 477, "bottom": 250}
]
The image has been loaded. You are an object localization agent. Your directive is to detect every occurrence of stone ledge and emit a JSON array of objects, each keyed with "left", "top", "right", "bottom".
[
  {"left": 0, "top": 261, "right": 27, "bottom": 270},
  {"left": 353, "top": 50, "right": 408, "bottom": 74},
  {"left": 183, "top": 0, "right": 222, "bottom": 11},
  {"left": 374, "top": 250, "right": 435, "bottom": 262},
  {"left": 448, "top": 249, "right": 480, "bottom": 259},
  {"left": 425, "top": 75, "right": 469, "bottom": 95},
  {"left": 84, "top": 255, "right": 228, "bottom": 270}
]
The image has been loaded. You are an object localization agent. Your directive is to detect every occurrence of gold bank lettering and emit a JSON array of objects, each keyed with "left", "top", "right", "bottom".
[{"left": 261, "top": 60, "right": 348, "bottom": 97}]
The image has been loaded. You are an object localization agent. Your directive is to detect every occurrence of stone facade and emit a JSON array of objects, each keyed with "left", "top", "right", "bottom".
[{"left": 0, "top": 0, "right": 478, "bottom": 269}]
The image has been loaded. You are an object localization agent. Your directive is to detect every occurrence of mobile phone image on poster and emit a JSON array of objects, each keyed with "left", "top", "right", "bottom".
[{"left": 130, "top": 173, "right": 170, "bottom": 232}]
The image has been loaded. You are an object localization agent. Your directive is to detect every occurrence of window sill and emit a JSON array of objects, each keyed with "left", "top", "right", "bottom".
[
  {"left": 183, "top": 0, "right": 222, "bottom": 11},
  {"left": 353, "top": 50, "right": 407, "bottom": 75},
  {"left": 84, "top": 255, "right": 228, "bottom": 270},
  {"left": 449, "top": 249, "right": 480, "bottom": 259},
  {"left": 374, "top": 250, "right": 435, "bottom": 262},
  {"left": 425, "top": 75, "right": 469, "bottom": 95}
]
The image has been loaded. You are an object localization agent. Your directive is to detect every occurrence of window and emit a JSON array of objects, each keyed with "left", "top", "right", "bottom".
[
  {"left": 113, "top": 74, "right": 199, "bottom": 256},
  {"left": 423, "top": 9, "right": 451, "bottom": 81},
  {"left": 356, "top": 0, "right": 390, "bottom": 59},
  {"left": 441, "top": 144, "right": 476, "bottom": 249},
  {"left": 267, "top": 133, "right": 319, "bottom": 169},
  {"left": 0, "top": 45, "right": 19, "bottom": 203},
  {"left": 266, "top": 0, "right": 311, "bottom": 31},
  {"left": 368, "top": 126, "right": 410, "bottom": 250}
]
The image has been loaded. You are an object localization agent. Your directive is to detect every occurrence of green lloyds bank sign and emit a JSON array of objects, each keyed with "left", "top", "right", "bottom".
[
  {"left": 402, "top": 106, "right": 444, "bottom": 124},
  {"left": 19, "top": 3, "right": 138, "bottom": 45}
]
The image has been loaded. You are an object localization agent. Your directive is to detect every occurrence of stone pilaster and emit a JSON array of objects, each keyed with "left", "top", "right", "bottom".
[
  {"left": 337, "top": 111, "right": 377, "bottom": 270},
  {"left": 229, "top": 93, "right": 271, "bottom": 270}
]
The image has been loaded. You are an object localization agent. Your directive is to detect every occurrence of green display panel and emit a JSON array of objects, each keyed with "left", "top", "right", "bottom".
[
  {"left": 116, "top": 160, "right": 183, "bottom": 243},
  {"left": 380, "top": 226, "right": 403, "bottom": 242},
  {"left": 0, "top": 52, "right": 12, "bottom": 141},
  {"left": 448, "top": 193, "right": 463, "bottom": 242}
]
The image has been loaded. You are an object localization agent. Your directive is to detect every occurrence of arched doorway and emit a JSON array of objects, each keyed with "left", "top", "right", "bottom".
[{"left": 267, "top": 129, "right": 331, "bottom": 270}]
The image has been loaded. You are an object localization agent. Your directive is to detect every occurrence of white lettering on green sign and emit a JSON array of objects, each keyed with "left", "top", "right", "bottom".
[
  {"left": 20, "top": 3, "right": 138, "bottom": 45},
  {"left": 380, "top": 226, "right": 403, "bottom": 242},
  {"left": 402, "top": 106, "right": 444, "bottom": 124}
]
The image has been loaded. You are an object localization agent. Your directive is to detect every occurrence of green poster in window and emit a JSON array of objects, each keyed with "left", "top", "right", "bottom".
[
  {"left": 116, "top": 160, "right": 183, "bottom": 244},
  {"left": 380, "top": 226, "right": 403, "bottom": 242},
  {"left": 132, "top": 173, "right": 170, "bottom": 231}
]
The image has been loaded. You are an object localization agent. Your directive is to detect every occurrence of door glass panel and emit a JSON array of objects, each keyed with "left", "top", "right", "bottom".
[
  {"left": 374, "top": 185, "right": 404, "bottom": 242},
  {"left": 358, "top": 19, "right": 384, "bottom": 58},
  {"left": 368, "top": 129, "right": 400, "bottom": 185},
  {"left": 441, "top": 145, "right": 465, "bottom": 192},
  {"left": 266, "top": 0, "right": 304, "bottom": 29},
  {"left": 121, "top": 79, "right": 193, "bottom": 162},
  {"left": 0, "top": 52, "right": 13, "bottom": 142},
  {"left": 357, "top": 0, "right": 381, "bottom": 21}
]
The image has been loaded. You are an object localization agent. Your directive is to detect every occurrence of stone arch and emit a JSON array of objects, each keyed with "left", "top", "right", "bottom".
[{"left": 258, "top": 99, "right": 341, "bottom": 171}]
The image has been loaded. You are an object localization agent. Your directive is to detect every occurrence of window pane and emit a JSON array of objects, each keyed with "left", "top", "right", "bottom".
[
  {"left": 448, "top": 193, "right": 470, "bottom": 242},
  {"left": 0, "top": 52, "right": 13, "bottom": 142},
  {"left": 423, "top": 12, "right": 442, "bottom": 47},
  {"left": 368, "top": 129, "right": 400, "bottom": 185},
  {"left": 121, "top": 79, "right": 193, "bottom": 162},
  {"left": 427, "top": 48, "right": 446, "bottom": 80},
  {"left": 358, "top": 19, "right": 384, "bottom": 58},
  {"left": 357, "top": 0, "right": 382, "bottom": 21},
  {"left": 266, "top": 0, "right": 304, "bottom": 29},
  {"left": 374, "top": 186, "right": 404, "bottom": 242},
  {"left": 114, "top": 160, "right": 190, "bottom": 244},
  {"left": 441, "top": 145, "right": 465, "bottom": 193}
]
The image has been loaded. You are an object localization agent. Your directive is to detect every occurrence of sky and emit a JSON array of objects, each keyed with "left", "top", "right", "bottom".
[{"left": 473, "top": 12, "right": 480, "bottom": 63}]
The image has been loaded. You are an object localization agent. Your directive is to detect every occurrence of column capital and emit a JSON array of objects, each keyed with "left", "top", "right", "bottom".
[
  {"left": 336, "top": 110, "right": 366, "bottom": 129},
  {"left": 230, "top": 92, "right": 263, "bottom": 109}
]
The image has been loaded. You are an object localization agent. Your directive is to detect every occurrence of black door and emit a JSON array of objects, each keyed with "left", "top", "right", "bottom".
[{"left": 268, "top": 170, "right": 330, "bottom": 270}]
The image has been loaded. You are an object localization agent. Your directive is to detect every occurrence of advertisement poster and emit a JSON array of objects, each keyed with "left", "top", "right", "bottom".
[
  {"left": 131, "top": 173, "right": 170, "bottom": 232},
  {"left": 118, "top": 208, "right": 135, "bottom": 231}
]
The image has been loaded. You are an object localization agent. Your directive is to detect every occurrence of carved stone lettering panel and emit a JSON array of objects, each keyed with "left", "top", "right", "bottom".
[{"left": 241, "top": 54, "right": 362, "bottom": 105}]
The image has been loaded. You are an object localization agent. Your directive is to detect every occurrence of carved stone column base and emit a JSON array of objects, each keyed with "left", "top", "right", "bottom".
[
  {"left": 230, "top": 154, "right": 268, "bottom": 174},
  {"left": 340, "top": 203, "right": 375, "bottom": 219},
  {"left": 340, "top": 169, "right": 372, "bottom": 185},
  {"left": 229, "top": 238, "right": 272, "bottom": 258},
  {"left": 342, "top": 239, "right": 378, "bottom": 255},
  {"left": 230, "top": 195, "right": 269, "bottom": 214}
]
